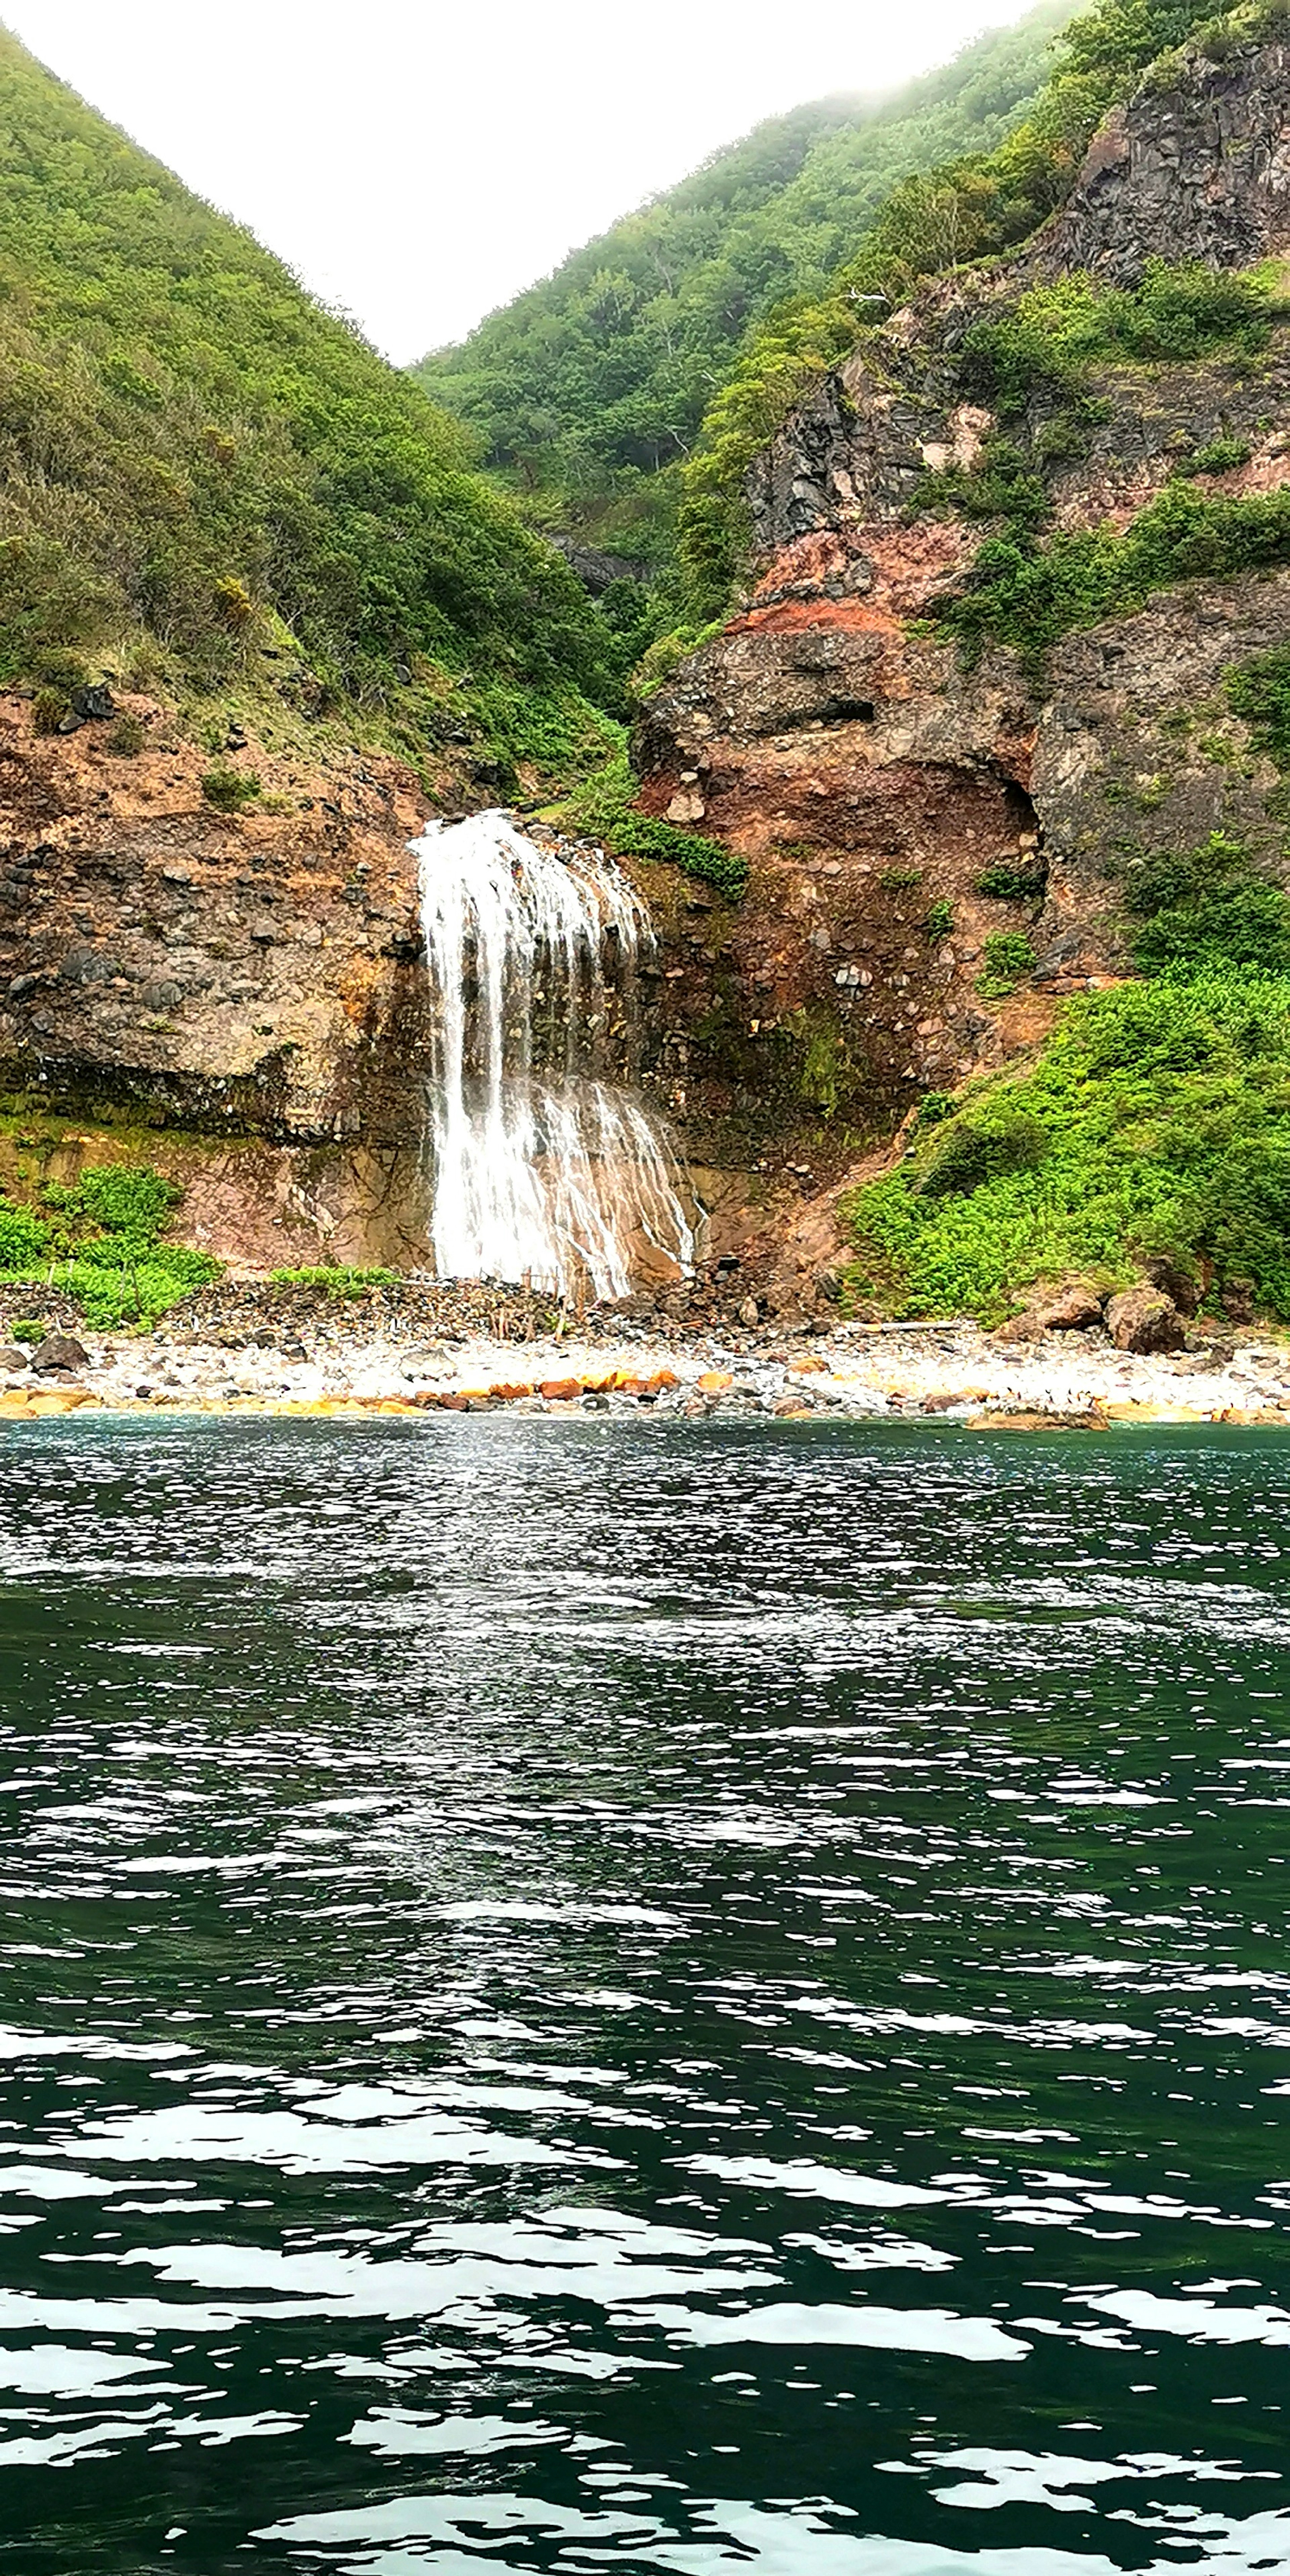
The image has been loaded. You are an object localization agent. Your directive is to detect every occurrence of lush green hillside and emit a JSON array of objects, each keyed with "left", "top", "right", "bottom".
[
  {"left": 415, "top": 2, "right": 1075, "bottom": 564},
  {"left": 0, "top": 27, "right": 621, "bottom": 781}
]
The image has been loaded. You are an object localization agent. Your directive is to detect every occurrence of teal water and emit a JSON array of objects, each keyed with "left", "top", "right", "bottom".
[{"left": 0, "top": 1418, "right": 1287, "bottom": 2573}]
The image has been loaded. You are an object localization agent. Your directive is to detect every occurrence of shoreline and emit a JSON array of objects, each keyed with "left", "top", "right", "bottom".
[{"left": 4, "top": 1308, "right": 1289, "bottom": 1428}]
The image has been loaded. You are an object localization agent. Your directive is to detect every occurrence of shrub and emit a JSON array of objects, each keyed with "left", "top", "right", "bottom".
[
  {"left": 0, "top": 1163, "right": 215, "bottom": 1325},
  {"left": 0, "top": 1204, "right": 53, "bottom": 1273},
  {"left": 45, "top": 1164, "right": 180, "bottom": 1238},
  {"left": 977, "top": 930, "right": 1036, "bottom": 995},
  {"left": 1226, "top": 640, "right": 1290, "bottom": 769},
  {"left": 201, "top": 765, "right": 262, "bottom": 811},
  {"left": 107, "top": 713, "right": 145, "bottom": 755},
  {"left": 924, "top": 897, "right": 954, "bottom": 939},
  {"left": 919, "top": 1104, "right": 1049, "bottom": 1196},
  {"left": 977, "top": 859, "right": 1046, "bottom": 900},
  {"left": 943, "top": 479, "right": 1290, "bottom": 671},
  {"left": 1177, "top": 433, "right": 1253, "bottom": 477},
  {"left": 1125, "top": 834, "right": 1290, "bottom": 972},
  {"left": 842, "top": 970, "right": 1290, "bottom": 1321},
  {"left": 213, "top": 575, "right": 255, "bottom": 630}
]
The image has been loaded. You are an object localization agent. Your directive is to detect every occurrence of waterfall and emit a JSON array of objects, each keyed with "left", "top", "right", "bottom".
[{"left": 413, "top": 810, "right": 693, "bottom": 1301}]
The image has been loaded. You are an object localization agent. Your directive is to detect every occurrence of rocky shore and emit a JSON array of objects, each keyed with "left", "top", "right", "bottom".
[{"left": 0, "top": 1278, "right": 1286, "bottom": 1428}]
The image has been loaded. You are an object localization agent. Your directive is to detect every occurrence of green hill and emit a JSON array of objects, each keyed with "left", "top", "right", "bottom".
[
  {"left": 415, "top": 2, "right": 1076, "bottom": 562},
  {"left": 0, "top": 26, "right": 621, "bottom": 783}
]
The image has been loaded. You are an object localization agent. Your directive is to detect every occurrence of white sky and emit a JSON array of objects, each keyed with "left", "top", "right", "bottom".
[{"left": 5, "top": 0, "right": 1040, "bottom": 363}]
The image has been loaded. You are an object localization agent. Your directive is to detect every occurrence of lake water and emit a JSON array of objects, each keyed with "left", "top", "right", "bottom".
[{"left": 1, "top": 1417, "right": 1288, "bottom": 2573}]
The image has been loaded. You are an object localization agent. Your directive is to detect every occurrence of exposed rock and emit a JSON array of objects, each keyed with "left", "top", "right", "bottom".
[
  {"left": 992, "top": 1310, "right": 1044, "bottom": 1346},
  {"left": 72, "top": 684, "right": 115, "bottom": 723},
  {"left": 1023, "top": 37, "right": 1290, "bottom": 286},
  {"left": 0, "top": 1344, "right": 29, "bottom": 1370},
  {"left": 1032, "top": 1280, "right": 1106, "bottom": 1333},
  {"left": 1105, "top": 1284, "right": 1185, "bottom": 1353},
  {"left": 1143, "top": 1255, "right": 1201, "bottom": 1317},
  {"left": 29, "top": 1331, "right": 90, "bottom": 1374},
  {"left": 549, "top": 537, "right": 648, "bottom": 594},
  {"left": 632, "top": 38, "right": 1290, "bottom": 1139}
]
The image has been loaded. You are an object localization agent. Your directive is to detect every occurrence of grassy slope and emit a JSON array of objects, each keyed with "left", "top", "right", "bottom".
[
  {"left": 415, "top": 1, "right": 1074, "bottom": 564},
  {"left": 842, "top": 975, "right": 1290, "bottom": 1323},
  {"left": 0, "top": 27, "right": 622, "bottom": 784}
]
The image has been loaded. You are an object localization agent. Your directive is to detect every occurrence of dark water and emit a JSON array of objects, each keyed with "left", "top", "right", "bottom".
[{"left": 1, "top": 1418, "right": 1288, "bottom": 2575}]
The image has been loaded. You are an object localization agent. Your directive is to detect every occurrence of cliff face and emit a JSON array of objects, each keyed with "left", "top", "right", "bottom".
[
  {"left": 634, "top": 38, "right": 1290, "bottom": 1143},
  {"left": 1024, "top": 33, "right": 1290, "bottom": 282},
  {"left": 0, "top": 695, "right": 441, "bottom": 1263}
]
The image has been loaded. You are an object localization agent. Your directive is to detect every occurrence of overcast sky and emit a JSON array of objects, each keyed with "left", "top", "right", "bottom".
[{"left": 7, "top": 0, "right": 1040, "bottom": 363}]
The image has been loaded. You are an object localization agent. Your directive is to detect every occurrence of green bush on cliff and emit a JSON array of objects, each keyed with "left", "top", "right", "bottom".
[
  {"left": 958, "top": 260, "right": 1283, "bottom": 414},
  {"left": 1226, "top": 639, "right": 1290, "bottom": 767},
  {"left": 941, "top": 479, "right": 1290, "bottom": 668},
  {"left": 842, "top": 970, "right": 1290, "bottom": 1321},
  {"left": 0, "top": 1163, "right": 221, "bottom": 1326},
  {"left": 551, "top": 758, "right": 748, "bottom": 900},
  {"left": 1124, "top": 832, "right": 1290, "bottom": 970}
]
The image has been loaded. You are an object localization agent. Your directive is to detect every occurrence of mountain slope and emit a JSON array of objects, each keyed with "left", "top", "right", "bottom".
[
  {"left": 0, "top": 26, "right": 620, "bottom": 782},
  {"left": 415, "top": 1, "right": 1075, "bottom": 553}
]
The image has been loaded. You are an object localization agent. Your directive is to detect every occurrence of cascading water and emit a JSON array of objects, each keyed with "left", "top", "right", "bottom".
[{"left": 413, "top": 810, "right": 694, "bottom": 1300}]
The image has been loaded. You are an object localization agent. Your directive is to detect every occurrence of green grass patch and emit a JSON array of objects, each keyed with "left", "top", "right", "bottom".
[
  {"left": 201, "top": 765, "right": 262, "bottom": 811},
  {"left": 551, "top": 756, "right": 747, "bottom": 900},
  {"left": 977, "top": 859, "right": 1047, "bottom": 900},
  {"left": 0, "top": 1161, "right": 222, "bottom": 1325},
  {"left": 977, "top": 930, "right": 1037, "bottom": 995},
  {"left": 842, "top": 970, "right": 1290, "bottom": 1321}
]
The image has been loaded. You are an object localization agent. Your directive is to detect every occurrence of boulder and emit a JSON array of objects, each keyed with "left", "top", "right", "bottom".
[
  {"left": 1143, "top": 1256, "right": 1200, "bottom": 1316},
  {"left": 1105, "top": 1285, "right": 1184, "bottom": 1354},
  {"left": 991, "top": 1310, "right": 1044, "bottom": 1345},
  {"left": 29, "top": 1332, "right": 90, "bottom": 1375},
  {"left": 0, "top": 1345, "right": 30, "bottom": 1371},
  {"left": 1032, "top": 1280, "right": 1106, "bottom": 1333}
]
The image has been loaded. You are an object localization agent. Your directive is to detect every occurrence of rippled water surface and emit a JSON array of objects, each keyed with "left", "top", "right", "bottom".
[{"left": 1, "top": 1417, "right": 1288, "bottom": 2573}]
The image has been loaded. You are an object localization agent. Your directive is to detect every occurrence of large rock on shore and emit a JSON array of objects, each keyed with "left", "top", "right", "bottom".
[{"left": 1106, "top": 1284, "right": 1185, "bottom": 1354}]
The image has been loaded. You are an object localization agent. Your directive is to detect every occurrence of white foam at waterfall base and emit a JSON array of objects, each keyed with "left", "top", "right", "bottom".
[{"left": 412, "top": 811, "right": 694, "bottom": 1300}]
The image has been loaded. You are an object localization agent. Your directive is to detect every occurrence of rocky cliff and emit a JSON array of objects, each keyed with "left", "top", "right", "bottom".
[
  {"left": 0, "top": 693, "right": 441, "bottom": 1265},
  {"left": 634, "top": 35, "right": 1290, "bottom": 1174}
]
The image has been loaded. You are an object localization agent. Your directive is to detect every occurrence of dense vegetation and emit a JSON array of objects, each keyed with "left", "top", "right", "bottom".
[
  {"left": 0, "top": 28, "right": 621, "bottom": 778},
  {"left": 418, "top": 5, "right": 1074, "bottom": 571},
  {"left": 842, "top": 970, "right": 1290, "bottom": 1321},
  {"left": 0, "top": 1164, "right": 220, "bottom": 1325}
]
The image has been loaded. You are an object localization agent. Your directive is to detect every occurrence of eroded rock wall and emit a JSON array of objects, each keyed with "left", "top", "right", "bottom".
[{"left": 634, "top": 38, "right": 1290, "bottom": 1149}]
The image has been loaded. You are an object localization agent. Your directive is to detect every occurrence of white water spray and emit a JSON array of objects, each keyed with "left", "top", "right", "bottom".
[{"left": 413, "top": 810, "right": 693, "bottom": 1300}]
